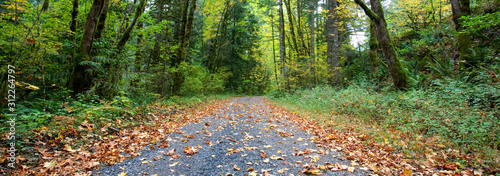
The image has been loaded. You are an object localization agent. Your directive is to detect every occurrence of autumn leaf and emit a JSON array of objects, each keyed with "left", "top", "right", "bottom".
[
  {"left": 183, "top": 146, "right": 199, "bottom": 155},
  {"left": 165, "top": 149, "right": 175, "bottom": 156},
  {"left": 118, "top": 172, "right": 127, "bottom": 176},
  {"left": 169, "top": 162, "right": 179, "bottom": 167},
  {"left": 260, "top": 151, "right": 268, "bottom": 158}
]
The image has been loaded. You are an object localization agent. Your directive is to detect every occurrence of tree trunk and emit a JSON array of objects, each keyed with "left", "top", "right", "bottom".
[
  {"left": 135, "top": 21, "right": 143, "bottom": 72},
  {"left": 368, "top": 20, "right": 388, "bottom": 77},
  {"left": 284, "top": 0, "right": 300, "bottom": 55},
  {"left": 279, "top": 0, "right": 288, "bottom": 89},
  {"left": 309, "top": 0, "right": 316, "bottom": 85},
  {"left": 450, "top": 0, "right": 472, "bottom": 66},
  {"left": 326, "top": 0, "right": 340, "bottom": 86},
  {"left": 297, "top": 0, "right": 308, "bottom": 55},
  {"left": 113, "top": 1, "right": 135, "bottom": 46},
  {"left": 271, "top": 11, "right": 279, "bottom": 90},
  {"left": 172, "top": 0, "right": 197, "bottom": 95},
  {"left": 69, "top": 0, "right": 104, "bottom": 95},
  {"left": 70, "top": 0, "right": 78, "bottom": 32},
  {"left": 152, "top": 0, "right": 164, "bottom": 65},
  {"left": 95, "top": 0, "right": 110, "bottom": 39},
  {"left": 355, "top": 0, "right": 410, "bottom": 90},
  {"left": 116, "top": 0, "right": 146, "bottom": 52}
]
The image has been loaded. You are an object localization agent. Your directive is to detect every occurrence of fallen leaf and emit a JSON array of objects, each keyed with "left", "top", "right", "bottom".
[
  {"left": 234, "top": 165, "right": 241, "bottom": 171},
  {"left": 348, "top": 167, "right": 355, "bottom": 172},
  {"left": 118, "top": 172, "right": 127, "bottom": 176},
  {"left": 263, "top": 145, "right": 272, "bottom": 148},
  {"left": 142, "top": 161, "right": 148, "bottom": 164},
  {"left": 277, "top": 168, "right": 289, "bottom": 173},
  {"left": 260, "top": 151, "right": 268, "bottom": 158},
  {"left": 169, "top": 162, "right": 179, "bottom": 167},
  {"left": 165, "top": 149, "right": 175, "bottom": 156},
  {"left": 184, "top": 146, "right": 199, "bottom": 155}
]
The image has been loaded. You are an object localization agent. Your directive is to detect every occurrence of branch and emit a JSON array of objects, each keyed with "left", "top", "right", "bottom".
[{"left": 354, "top": 0, "right": 380, "bottom": 22}]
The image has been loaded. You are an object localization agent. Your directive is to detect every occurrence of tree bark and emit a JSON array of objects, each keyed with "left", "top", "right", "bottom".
[
  {"left": 95, "top": 0, "right": 110, "bottom": 39},
  {"left": 279, "top": 0, "right": 288, "bottom": 89},
  {"left": 113, "top": 1, "right": 135, "bottom": 46},
  {"left": 297, "top": 0, "right": 308, "bottom": 54},
  {"left": 450, "top": 0, "right": 472, "bottom": 66},
  {"left": 309, "top": 0, "right": 316, "bottom": 84},
  {"left": 172, "top": 0, "right": 197, "bottom": 95},
  {"left": 116, "top": 0, "right": 146, "bottom": 52},
  {"left": 271, "top": 10, "right": 279, "bottom": 90},
  {"left": 152, "top": 0, "right": 164, "bottom": 65},
  {"left": 284, "top": 0, "right": 300, "bottom": 55},
  {"left": 355, "top": 0, "right": 410, "bottom": 90},
  {"left": 69, "top": 0, "right": 104, "bottom": 95},
  {"left": 326, "top": 0, "right": 340, "bottom": 86},
  {"left": 70, "top": 0, "right": 79, "bottom": 33}
]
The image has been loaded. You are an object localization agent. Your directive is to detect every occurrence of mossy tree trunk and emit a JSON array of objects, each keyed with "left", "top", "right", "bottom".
[
  {"left": 355, "top": 0, "right": 410, "bottom": 90},
  {"left": 451, "top": 0, "right": 472, "bottom": 67},
  {"left": 68, "top": 0, "right": 104, "bottom": 95},
  {"left": 172, "top": 0, "right": 197, "bottom": 95}
]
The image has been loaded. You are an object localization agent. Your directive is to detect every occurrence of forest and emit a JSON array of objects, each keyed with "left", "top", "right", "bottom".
[{"left": 0, "top": 0, "right": 499, "bottom": 174}]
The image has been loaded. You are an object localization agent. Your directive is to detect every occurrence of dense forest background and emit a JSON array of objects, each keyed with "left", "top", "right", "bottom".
[{"left": 1, "top": 0, "right": 499, "bottom": 173}]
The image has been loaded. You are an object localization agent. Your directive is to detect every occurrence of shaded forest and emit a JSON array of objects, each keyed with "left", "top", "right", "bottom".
[{"left": 0, "top": 0, "right": 499, "bottom": 174}]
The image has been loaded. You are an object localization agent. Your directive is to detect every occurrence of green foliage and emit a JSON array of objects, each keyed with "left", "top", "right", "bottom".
[
  {"left": 461, "top": 11, "right": 500, "bottom": 33},
  {"left": 270, "top": 78, "right": 500, "bottom": 165}
]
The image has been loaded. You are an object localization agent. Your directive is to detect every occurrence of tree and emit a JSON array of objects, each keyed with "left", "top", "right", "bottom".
[
  {"left": 450, "top": 0, "right": 472, "bottom": 67},
  {"left": 354, "top": 0, "right": 410, "bottom": 90},
  {"left": 326, "top": 0, "right": 340, "bottom": 86},
  {"left": 68, "top": 0, "right": 104, "bottom": 95},
  {"left": 95, "top": 0, "right": 110, "bottom": 39},
  {"left": 309, "top": 0, "right": 316, "bottom": 84},
  {"left": 172, "top": 0, "right": 197, "bottom": 95},
  {"left": 278, "top": 0, "right": 288, "bottom": 89}
]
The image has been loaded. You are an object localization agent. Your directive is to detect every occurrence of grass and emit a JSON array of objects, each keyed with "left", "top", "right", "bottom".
[{"left": 268, "top": 80, "right": 499, "bottom": 171}]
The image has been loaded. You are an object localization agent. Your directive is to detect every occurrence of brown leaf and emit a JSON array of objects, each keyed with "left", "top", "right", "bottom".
[
  {"left": 165, "top": 149, "right": 175, "bottom": 156},
  {"left": 260, "top": 151, "right": 268, "bottom": 158},
  {"left": 183, "top": 146, "right": 199, "bottom": 155}
]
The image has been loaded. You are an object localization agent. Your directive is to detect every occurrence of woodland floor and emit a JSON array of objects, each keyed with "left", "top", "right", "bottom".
[
  {"left": 94, "top": 97, "right": 369, "bottom": 176},
  {"left": 6, "top": 97, "right": 457, "bottom": 175}
]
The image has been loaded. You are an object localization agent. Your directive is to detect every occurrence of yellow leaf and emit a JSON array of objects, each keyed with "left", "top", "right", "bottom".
[
  {"left": 388, "top": 109, "right": 391, "bottom": 114},
  {"left": 118, "top": 172, "right": 127, "bottom": 176},
  {"left": 403, "top": 168, "right": 412, "bottom": 176},
  {"left": 370, "top": 165, "right": 379, "bottom": 174}
]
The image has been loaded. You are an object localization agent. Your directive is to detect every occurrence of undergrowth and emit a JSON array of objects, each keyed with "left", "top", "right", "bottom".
[
  {"left": 0, "top": 92, "right": 234, "bottom": 161},
  {"left": 269, "top": 78, "right": 499, "bottom": 170}
]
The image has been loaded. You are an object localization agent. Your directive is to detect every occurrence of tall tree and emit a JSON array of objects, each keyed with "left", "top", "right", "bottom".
[
  {"left": 69, "top": 0, "right": 104, "bottom": 95},
  {"left": 69, "top": 0, "right": 78, "bottom": 33},
  {"left": 284, "top": 0, "right": 300, "bottom": 55},
  {"left": 278, "top": 0, "right": 288, "bottom": 89},
  {"left": 355, "top": 0, "right": 410, "bottom": 90},
  {"left": 172, "top": 0, "right": 197, "bottom": 95},
  {"left": 326, "top": 0, "right": 340, "bottom": 86},
  {"left": 309, "top": 0, "right": 316, "bottom": 84},
  {"left": 116, "top": 0, "right": 147, "bottom": 51},
  {"left": 95, "top": 0, "right": 110, "bottom": 39},
  {"left": 450, "top": 0, "right": 472, "bottom": 67}
]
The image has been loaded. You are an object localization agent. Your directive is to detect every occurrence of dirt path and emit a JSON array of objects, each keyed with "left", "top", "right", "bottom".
[{"left": 94, "top": 97, "right": 369, "bottom": 175}]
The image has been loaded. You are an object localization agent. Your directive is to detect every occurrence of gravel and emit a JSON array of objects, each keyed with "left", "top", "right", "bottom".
[{"left": 93, "top": 97, "right": 370, "bottom": 176}]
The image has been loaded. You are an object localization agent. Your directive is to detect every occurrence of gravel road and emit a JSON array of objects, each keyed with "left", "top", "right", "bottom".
[{"left": 94, "top": 97, "right": 370, "bottom": 176}]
